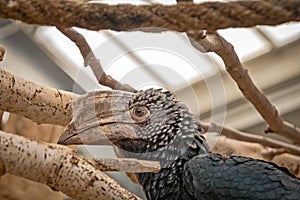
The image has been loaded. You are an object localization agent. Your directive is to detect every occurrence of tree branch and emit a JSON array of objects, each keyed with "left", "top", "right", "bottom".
[
  {"left": 189, "top": 31, "right": 300, "bottom": 144},
  {"left": 0, "top": 44, "right": 4, "bottom": 61},
  {"left": 209, "top": 135, "right": 300, "bottom": 178},
  {"left": 0, "top": 0, "right": 299, "bottom": 31},
  {"left": 91, "top": 158, "right": 160, "bottom": 173},
  {"left": 57, "top": 27, "right": 136, "bottom": 92},
  {"left": 0, "top": 67, "right": 298, "bottom": 177},
  {"left": 1, "top": 66, "right": 299, "bottom": 153},
  {"left": 0, "top": 68, "right": 74, "bottom": 126},
  {"left": 0, "top": 130, "right": 141, "bottom": 200},
  {"left": 201, "top": 122, "right": 300, "bottom": 156}
]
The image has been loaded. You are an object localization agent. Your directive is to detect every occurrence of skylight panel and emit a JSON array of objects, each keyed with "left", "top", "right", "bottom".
[
  {"left": 217, "top": 28, "right": 271, "bottom": 63},
  {"left": 258, "top": 23, "right": 300, "bottom": 47}
]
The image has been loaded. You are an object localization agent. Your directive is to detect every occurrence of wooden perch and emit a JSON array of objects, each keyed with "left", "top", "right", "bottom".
[
  {"left": 188, "top": 31, "right": 300, "bottom": 144},
  {"left": 0, "top": 130, "right": 141, "bottom": 200},
  {"left": 57, "top": 27, "right": 136, "bottom": 93},
  {"left": 0, "top": 68, "right": 74, "bottom": 126},
  {"left": 201, "top": 122, "right": 300, "bottom": 156},
  {"left": 0, "top": 0, "right": 299, "bottom": 31},
  {"left": 209, "top": 135, "right": 300, "bottom": 178},
  {"left": 91, "top": 158, "right": 160, "bottom": 173},
  {"left": 0, "top": 66, "right": 299, "bottom": 157}
]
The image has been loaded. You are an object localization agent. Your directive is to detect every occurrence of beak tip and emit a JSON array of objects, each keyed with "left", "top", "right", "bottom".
[
  {"left": 57, "top": 130, "right": 81, "bottom": 145},
  {"left": 57, "top": 138, "right": 66, "bottom": 145}
]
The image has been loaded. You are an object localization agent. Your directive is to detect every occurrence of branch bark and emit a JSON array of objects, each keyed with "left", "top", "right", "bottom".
[
  {"left": 0, "top": 66, "right": 299, "bottom": 154},
  {"left": 0, "top": 0, "right": 299, "bottom": 31},
  {"left": 210, "top": 135, "right": 300, "bottom": 178},
  {"left": 201, "top": 122, "right": 300, "bottom": 156},
  {"left": 188, "top": 31, "right": 300, "bottom": 144},
  {"left": 92, "top": 158, "right": 160, "bottom": 173},
  {"left": 0, "top": 68, "right": 74, "bottom": 126},
  {"left": 57, "top": 27, "right": 136, "bottom": 92},
  {"left": 0, "top": 130, "right": 141, "bottom": 200},
  {"left": 0, "top": 67, "right": 299, "bottom": 178}
]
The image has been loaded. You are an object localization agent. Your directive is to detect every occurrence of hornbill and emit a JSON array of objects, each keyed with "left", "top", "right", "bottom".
[{"left": 59, "top": 89, "right": 300, "bottom": 200}]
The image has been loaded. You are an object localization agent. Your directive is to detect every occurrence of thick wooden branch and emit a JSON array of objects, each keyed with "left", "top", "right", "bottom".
[
  {"left": 0, "top": 0, "right": 299, "bottom": 31},
  {"left": 57, "top": 27, "right": 136, "bottom": 92},
  {"left": 0, "top": 131, "right": 141, "bottom": 200},
  {"left": 0, "top": 66, "right": 299, "bottom": 151},
  {"left": 201, "top": 122, "right": 300, "bottom": 156},
  {"left": 0, "top": 68, "right": 74, "bottom": 126},
  {"left": 189, "top": 31, "right": 300, "bottom": 144},
  {"left": 210, "top": 135, "right": 300, "bottom": 178}
]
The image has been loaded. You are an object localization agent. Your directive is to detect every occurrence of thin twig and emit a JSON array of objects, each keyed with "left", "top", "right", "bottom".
[
  {"left": 188, "top": 31, "right": 300, "bottom": 144},
  {"left": 200, "top": 122, "right": 300, "bottom": 156},
  {"left": 211, "top": 135, "right": 287, "bottom": 160},
  {"left": 0, "top": 0, "right": 299, "bottom": 31},
  {"left": 91, "top": 158, "right": 160, "bottom": 173},
  {"left": 57, "top": 27, "right": 137, "bottom": 92}
]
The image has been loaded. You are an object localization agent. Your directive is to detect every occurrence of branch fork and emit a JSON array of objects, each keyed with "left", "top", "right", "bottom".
[{"left": 189, "top": 31, "right": 300, "bottom": 144}]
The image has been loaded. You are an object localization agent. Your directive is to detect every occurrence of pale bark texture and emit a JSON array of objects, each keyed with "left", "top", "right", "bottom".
[
  {"left": 0, "top": 131, "right": 141, "bottom": 200},
  {"left": 2, "top": 113, "right": 64, "bottom": 142},
  {"left": 0, "top": 113, "right": 65, "bottom": 200},
  {"left": 0, "top": 113, "right": 158, "bottom": 199},
  {"left": 0, "top": 68, "right": 74, "bottom": 126},
  {"left": 201, "top": 122, "right": 300, "bottom": 156},
  {"left": 93, "top": 158, "right": 160, "bottom": 173},
  {"left": 211, "top": 136, "right": 300, "bottom": 178},
  {"left": 0, "top": 174, "right": 64, "bottom": 200}
]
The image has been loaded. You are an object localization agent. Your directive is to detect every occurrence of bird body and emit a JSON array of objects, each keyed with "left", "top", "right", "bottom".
[
  {"left": 134, "top": 134, "right": 208, "bottom": 200},
  {"left": 184, "top": 154, "right": 300, "bottom": 200},
  {"left": 59, "top": 89, "right": 300, "bottom": 200}
]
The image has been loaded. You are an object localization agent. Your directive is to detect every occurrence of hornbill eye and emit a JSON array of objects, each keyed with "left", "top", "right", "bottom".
[{"left": 130, "top": 106, "right": 150, "bottom": 122}]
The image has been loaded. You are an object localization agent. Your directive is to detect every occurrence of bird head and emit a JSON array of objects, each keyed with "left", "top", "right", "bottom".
[{"left": 58, "top": 89, "right": 204, "bottom": 160}]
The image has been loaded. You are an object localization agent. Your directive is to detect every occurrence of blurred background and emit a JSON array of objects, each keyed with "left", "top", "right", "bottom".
[{"left": 0, "top": 0, "right": 299, "bottom": 199}]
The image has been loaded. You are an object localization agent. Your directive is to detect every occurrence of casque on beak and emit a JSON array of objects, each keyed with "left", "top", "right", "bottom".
[{"left": 58, "top": 90, "right": 140, "bottom": 146}]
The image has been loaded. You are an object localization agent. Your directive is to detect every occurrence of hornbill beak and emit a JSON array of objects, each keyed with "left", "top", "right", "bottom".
[{"left": 58, "top": 90, "right": 139, "bottom": 146}]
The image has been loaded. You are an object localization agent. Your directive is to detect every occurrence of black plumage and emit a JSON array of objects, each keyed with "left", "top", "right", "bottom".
[
  {"left": 184, "top": 154, "right": 300, "bottom": 200},
  {"left": 59, "top": 88, "right": 300, "bottom": 200}
]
